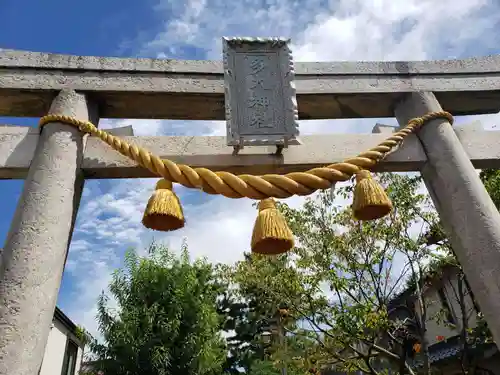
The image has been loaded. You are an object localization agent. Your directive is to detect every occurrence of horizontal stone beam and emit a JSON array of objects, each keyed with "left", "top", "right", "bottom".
[
  {"left": 2, "top": 49, "right": 500, "bottom": 120},
  {"left": 1, "top": 122, "right": 498, "bottom": 179},
  {"left": 0, "top": 125, "right": 135, "bottom": 178},
  {"left": 4, "top": 49, "right": 500, "bottom": 75}
]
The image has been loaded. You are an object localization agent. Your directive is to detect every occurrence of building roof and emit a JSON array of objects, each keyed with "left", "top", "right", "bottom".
[
  {"left": 413, "top": 334, "right": 497, "bottom": 367},
  {"left": 388, "top": 261, "right": 461, "bottom": 311},
  {"left": 54, "top": 306, "right": 79, "bottom": 336},
  {"left": 387, "top": 261, "right": 496, "bottom": 367}
]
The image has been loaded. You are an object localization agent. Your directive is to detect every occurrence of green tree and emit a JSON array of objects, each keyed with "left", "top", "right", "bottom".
[
  {"left": 218, "top": 254, "right": 278, "bottom": 374},
  {"left": 88, "top": 242, "right": 226, "bottom": 375},
  {"left": 247, "top": 358, "right": 305, "bottom": 375},
  {"left": 229, "top": 173, "right": 446, "bottom": 375},
  {"left": 218, "top": 257, "right": 317, "bottom": 374},
  {"left": 480, "top": 169, "right": 500, "bottom": 209}
]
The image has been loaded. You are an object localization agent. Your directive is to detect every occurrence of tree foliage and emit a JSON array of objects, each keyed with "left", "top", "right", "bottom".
[
  {"left": 218, "top": 253, "right": 279, "bottom": 374},
  {"left": 227, "top": 173, "right": 459, "bottom": 375},
  {"left": 88, "top": 242, "right": 226, "bottom": 375},
  {"left": 82, "top": 170, "right": 500, "bottom": 375},
  {"left": 480, "top": 169, "right": 500, "bottom": 210},
  {"left": 226, "top": 171, "right": 500, "bottom": 374}
]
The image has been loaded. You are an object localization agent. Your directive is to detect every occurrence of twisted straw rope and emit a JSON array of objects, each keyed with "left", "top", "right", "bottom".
[{"left": 39, "top": 111, "right": 453, "bottom": 200}]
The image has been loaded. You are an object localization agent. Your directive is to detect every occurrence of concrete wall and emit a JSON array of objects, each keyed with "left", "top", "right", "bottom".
[
  {"left": 414, "top": 267, "right": 478, "bottom": 345},
  {"left": 39, "top": 319, "right": 84, "bottom": 375}
]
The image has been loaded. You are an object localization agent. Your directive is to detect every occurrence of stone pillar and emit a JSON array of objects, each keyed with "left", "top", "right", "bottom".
[
  {"left": 0, "top": 90, "right": 97, "bottom": 375},
  {"left": 394, "top": 92, "right": 500, "bottom": 347}
]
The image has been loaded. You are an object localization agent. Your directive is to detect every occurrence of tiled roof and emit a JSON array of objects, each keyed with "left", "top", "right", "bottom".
[
  {"left": 413, "top": 335, "right": 497, "bottom": 367},
  {"left": 428, "top": 344, "right": 461, "bottom": 363}
]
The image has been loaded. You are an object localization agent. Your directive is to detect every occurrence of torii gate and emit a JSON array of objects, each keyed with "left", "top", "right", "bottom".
[{"left": 2, "top": 38, "right": 500, "bottom": 375}]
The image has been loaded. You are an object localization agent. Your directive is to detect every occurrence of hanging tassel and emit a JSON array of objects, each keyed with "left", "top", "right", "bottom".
[
  {"left": 352, "top": 170, "right": 393, "bottom": 221},
  {"left": 251, "top": 198, "right": 294, "bottom": 255},
  {"left": 142, "top": 179, "right": 185, "bottom": 231}
]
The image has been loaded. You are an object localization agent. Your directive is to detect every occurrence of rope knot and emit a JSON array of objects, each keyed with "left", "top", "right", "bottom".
[
  {"left": 355, "top": 169, "right": 372, "bottom": 183},
  {"left": 156, "top": 179, "right": 173, "bottom": 190},
  {"left": 258, "top": 198, "right": 276, "bottom": 212},
  {"left": 78, "top": 121, "right": 95, "bottom": 134}
]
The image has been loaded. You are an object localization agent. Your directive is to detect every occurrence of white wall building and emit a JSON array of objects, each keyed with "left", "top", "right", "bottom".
[{"left": 39, "top": 307, "right": 85, "bottom": 375}]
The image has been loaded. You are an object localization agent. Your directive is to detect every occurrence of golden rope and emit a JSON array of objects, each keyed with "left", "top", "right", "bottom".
[{"left": 39, "top": 111, "right": 453, "bottom": 200}]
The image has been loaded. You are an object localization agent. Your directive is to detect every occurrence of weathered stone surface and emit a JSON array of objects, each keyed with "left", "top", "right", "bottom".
[
  {"left": 0, "top": 122, "right": 498, "bottom": 179},
  {"left": 0, "top": 90, "right": 97, "bottom": 375},
  {"left": 395, "top": 92, "right": 500, "bottom": 349},
  {"left": 223, "top": 37, "right": 299, "bottom": 146},
  {"left": 3, "top": 48, "right": 500, "bottom": 74},
  {"left": 2, "top": 49, "right": 500, "bottom": 119}
]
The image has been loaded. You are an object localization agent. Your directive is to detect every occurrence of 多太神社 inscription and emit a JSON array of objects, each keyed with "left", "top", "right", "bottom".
[
  {"left": 246, "top": 55, "right": 274, "bottom": 130},
  {"left": 223, "top": 37, "right": 300, "bottom": 151}
]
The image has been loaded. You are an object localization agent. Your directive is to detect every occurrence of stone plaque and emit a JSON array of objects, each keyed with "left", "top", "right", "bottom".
[{"left": 223, "top": 37, "right": 300, "bottom": 148}]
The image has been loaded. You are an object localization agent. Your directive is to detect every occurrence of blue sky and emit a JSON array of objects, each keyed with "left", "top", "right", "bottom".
[{"left": 1, "top": 0, "right": 500, "bottom": 337}]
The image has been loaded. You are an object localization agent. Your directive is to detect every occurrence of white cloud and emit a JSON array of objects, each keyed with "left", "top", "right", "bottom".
[{"left": 61, "top": 0, "right": 500, "bottom": 335}]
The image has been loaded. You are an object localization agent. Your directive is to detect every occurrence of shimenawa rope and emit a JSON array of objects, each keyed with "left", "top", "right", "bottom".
[
  {"left": 38, "top": 111, "right": 453, "bottom": 255},
  {"left": 38, "top": 111, "right": 453, "bottom": 200}
]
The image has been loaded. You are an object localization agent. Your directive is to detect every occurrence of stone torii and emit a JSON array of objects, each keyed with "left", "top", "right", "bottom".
[{"left": 2, "top": 38, "right": 500, "bottom": 375}]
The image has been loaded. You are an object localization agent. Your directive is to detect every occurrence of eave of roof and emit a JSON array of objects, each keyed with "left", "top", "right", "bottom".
[{"left": 54, "top": 306, "right": 78, "bottom": 336}]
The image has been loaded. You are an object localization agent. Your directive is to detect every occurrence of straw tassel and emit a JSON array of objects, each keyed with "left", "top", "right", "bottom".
[
  {"left": 352, "top": 170, "right": 393, "bottom": 221},
  {"left": 142, "top": 179, "right": 185, "bottom": 231},
  {"left": 251, "top": 198, "right": 294, "bottom": 255}
]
